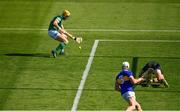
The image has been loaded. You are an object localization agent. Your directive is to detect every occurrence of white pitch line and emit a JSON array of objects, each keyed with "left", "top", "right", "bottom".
[
  {"left": 0, "top": 27, "right": 180, "bottom": 32},
  {"left": 71, "top": 40, "right": 99, "bottom": 111},
  {"left": 99, "top": 39, "right": 180, "bottom": 43},
  {"left": 68, "top": 29, "right": 180, "bottom": 32},
  {"left": 0, "top": 28, "right": 47, "bottom": 31}
]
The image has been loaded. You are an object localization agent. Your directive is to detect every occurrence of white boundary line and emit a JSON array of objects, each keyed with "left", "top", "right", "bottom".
[
  {"left": 99, "top": 39, "right": 180, "bottom": 42},
  {"left": 0, "top": 28, "right": 180, "bottom": 32},
  {"left": 71, "top": 40, "right": 99, "bottom": 111}
]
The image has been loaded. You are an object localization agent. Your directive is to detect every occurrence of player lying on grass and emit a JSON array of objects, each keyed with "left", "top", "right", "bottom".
[
  {"left": 48, "top": 10, "right": 82, "bottom": 58},
  {"left": 139, "top": 61, "right": 169, "bottom": 88},
  {"left": 115, "top": 61, "right": 145, "bottom": 111}
]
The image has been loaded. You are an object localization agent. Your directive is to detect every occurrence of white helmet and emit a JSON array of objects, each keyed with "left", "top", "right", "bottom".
[{"left": 122, "top": 61, "right": 130, "bottom": 69}]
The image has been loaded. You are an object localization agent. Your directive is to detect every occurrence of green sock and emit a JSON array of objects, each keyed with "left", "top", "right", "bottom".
[
  {"left": 54, "top": 42, "right": 65, "bottom": 53},
  {"left": 54, "top": 43, "right": 62, "bottom": 53},
  {"left": 60, "top": 42, "right": 65, "bottom": 50}
]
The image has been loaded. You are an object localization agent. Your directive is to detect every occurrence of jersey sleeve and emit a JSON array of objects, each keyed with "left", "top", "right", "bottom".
[{"left": 126, "top": 71, "right": 133, "bottom": 78}]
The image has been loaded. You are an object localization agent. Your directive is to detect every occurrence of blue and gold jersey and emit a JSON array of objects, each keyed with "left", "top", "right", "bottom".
[{"left": 116, "top": 69, "right": 134, "bottom": 95}]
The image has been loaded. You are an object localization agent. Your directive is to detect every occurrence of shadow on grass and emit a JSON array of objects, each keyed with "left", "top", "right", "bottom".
[
  {"left": 2, "top": 54, "right": 180, "bottom": 59},
  {"left": 4, "top": 53, "right": 50, "bottom": 58},
  {"left": 0, "top": 87, "right": 179, "bottom": 93},
  {"left": 3, "top": 53, "right": 89, "bottom": 58}
]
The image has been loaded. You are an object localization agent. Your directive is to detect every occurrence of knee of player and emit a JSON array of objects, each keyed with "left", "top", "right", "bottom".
[
  {"left": 129, "top": 101, "right": 136, "bottom": 106},
  {"left": 130, "top": 105, "right": 136, "bottom": 110},
  {"left": 62, "top": 34, "right": 67, "bottom": 38}
]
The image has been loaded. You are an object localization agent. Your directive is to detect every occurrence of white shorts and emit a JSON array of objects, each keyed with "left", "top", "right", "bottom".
[
  {"left": 122, "top": 91, "right": 136, "bottom": 102},
  {"left": 48, "top": 30, "right": 60, "bottom": 40}
]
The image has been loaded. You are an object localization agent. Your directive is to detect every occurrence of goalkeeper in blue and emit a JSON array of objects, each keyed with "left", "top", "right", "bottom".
[
  {"left": 48, "top": 10, "right": 82, "bottom": 58},
  {"left": 115, "top": 61, "right": 145, "bottom": 111}
]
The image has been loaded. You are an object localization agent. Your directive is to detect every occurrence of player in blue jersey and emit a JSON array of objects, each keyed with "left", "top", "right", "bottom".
[
  {"left": 48, "top": 10, "right": 82, "bottom": 58},
  {"left": 115, "top": 61, "right": 145, "bottom": 111}
]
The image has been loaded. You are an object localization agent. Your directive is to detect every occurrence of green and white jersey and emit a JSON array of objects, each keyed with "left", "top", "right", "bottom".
[{"left": 48, "top": 15, "right": 64, "bottom": 31}]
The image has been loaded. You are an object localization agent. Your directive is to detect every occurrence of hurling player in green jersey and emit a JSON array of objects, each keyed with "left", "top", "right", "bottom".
[{"left": 48, "top": 10, "right": 82, "bottom": 58}]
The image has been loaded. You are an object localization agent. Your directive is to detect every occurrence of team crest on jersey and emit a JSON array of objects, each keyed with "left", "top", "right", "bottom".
[{"left": 117, "top": 75, "right": 130, "bottom": 84}]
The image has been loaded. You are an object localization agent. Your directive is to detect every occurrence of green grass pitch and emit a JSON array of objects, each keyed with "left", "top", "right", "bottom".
[{"left": 0, "top": 0, "right": 180, "bottom": 110}]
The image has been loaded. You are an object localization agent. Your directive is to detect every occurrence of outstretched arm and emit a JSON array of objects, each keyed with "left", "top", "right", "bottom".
[
  {"left": 53, "top": 19, "right": 82, "bottom": 44},
  {"left": 129, "top": 76, "right": 145, "bottom": 84},
  {"left": 63, "top": 30, "right": 82, "bottom": 44}
]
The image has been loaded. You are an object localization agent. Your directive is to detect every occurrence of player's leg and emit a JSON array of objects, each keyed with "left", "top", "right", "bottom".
[
  {"left": 155, "top": 69, "right": 164, "bottom": 81},
  {"left": 55, "top": 33, "right": 68, "bottom": 55},
  {"left": 126, "top": 97, "right": 136, "bottom": 111},
  {"left": 122, "top": 91, "right": 141, "bottom": 111},
  {"left": 128, "top": 92, "right": 142, "bottom": 111},
  {"left": 48, "top": 30, "right": 68, "bottom": 57},
  {"left": 135, "top": 100, "right": 142, "bottom": 111},
  {"left": 48, "top": 30, "right": 59, "bottom": 57},
  {"left": 155, "top": 69, "right": 169, "bottom": 87}
]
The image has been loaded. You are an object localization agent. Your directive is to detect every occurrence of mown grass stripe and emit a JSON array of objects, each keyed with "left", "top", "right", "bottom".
[{"left": 0, "top": 28, "right": 180, "bottom": 32}]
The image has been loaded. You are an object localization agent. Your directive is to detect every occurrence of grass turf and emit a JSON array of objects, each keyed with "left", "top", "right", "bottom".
[{"left": 0, "top": 0, "right": 180, "bottom": 110}]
